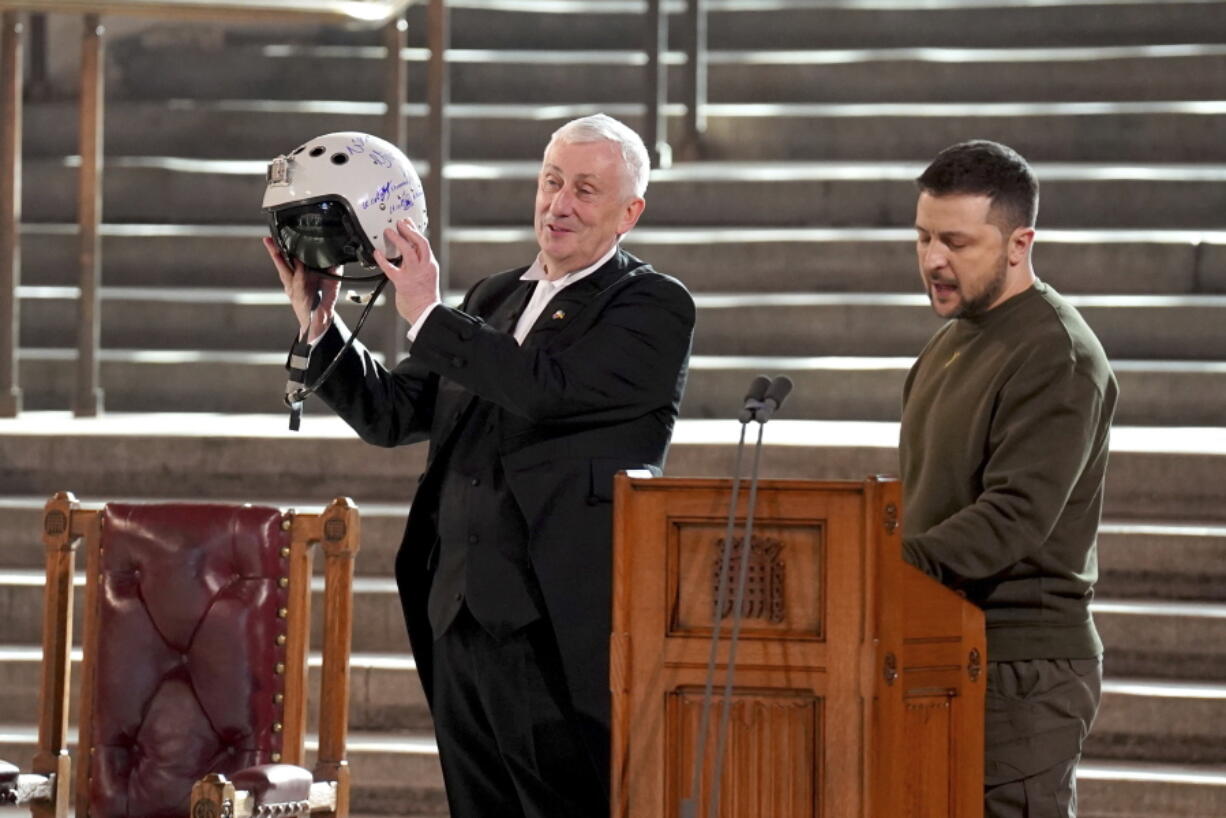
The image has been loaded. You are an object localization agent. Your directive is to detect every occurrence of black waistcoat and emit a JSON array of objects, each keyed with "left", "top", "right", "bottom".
[{"left": 426, "top": 282, "right": 545, "bottom": 641}]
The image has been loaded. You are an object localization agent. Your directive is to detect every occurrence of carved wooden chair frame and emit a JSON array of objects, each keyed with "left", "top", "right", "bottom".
[{"left": 2, "top": 492, "right": 359, "bottom": 818}]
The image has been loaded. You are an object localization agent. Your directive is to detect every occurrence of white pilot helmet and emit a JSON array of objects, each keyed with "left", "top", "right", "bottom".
[{"left": 262, "top": 131, "right": 428, "bottom": 271}]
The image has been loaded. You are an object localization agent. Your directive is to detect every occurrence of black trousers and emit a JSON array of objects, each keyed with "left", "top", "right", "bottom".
[
  {"left": 984, "top": 657, "right": 1103, "bottom": 818},
  {"left": 431, "top": 605, "right": 609, "bottom": 818}
]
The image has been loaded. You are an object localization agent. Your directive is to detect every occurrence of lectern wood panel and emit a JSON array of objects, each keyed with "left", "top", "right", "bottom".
[
  {"left": 611, "top": 475, "right": 984, "bottom": 818},
  {"left": 666, "top": 687, "right": 820, "bottom": 818}
]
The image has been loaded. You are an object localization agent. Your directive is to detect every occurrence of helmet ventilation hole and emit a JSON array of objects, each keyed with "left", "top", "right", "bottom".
[
  {"left": 331, "top": 153, "right": 349, "bottom": 165},
  {"left": 309, "top": 146, "right": 326, "bottom": 157}
]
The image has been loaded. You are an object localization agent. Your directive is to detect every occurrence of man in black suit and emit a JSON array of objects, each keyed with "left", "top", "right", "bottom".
[{"left": 265, "top": 114, "right": 695, "bottom": 817}]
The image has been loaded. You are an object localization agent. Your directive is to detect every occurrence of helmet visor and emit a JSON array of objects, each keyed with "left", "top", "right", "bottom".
[{"left": 270, "top": 199, "right": 369, "bottom": 270}]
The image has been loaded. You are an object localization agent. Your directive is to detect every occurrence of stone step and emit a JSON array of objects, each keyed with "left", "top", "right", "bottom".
[
  {"left": 681, "top": 358, "right": 1226, "bottom": 429},
  {"left": 1077, "top": 759, "right": 1226, "bottom": 818},
  {"left": 0, "top": 412, "right": 427, "bottom": 502},
  {"left": 1097, "top": 522, "right": 1226, "bottom": 602},
  {"left": 125, "top": 1, "right": 1226, "bottom": 52},
  {"left": 21, "top": 159, "right": 1226, "bottom": 228},
  {"left": 6, "top": 729, "right": 1226, "bottom": 817},
  {"left": 16, "top": 287, "right": 1226, "bottom": 360},
  {"left": 1096, "top": 599, "right": 1226, "bottom": 680},
  {"left": 13, "top": 350, "right": 1226, "bottom": 428},
  {"left": 3, "top": 635, "right": 1224, "bottom": 764},
  {"left": 22, "top": 99, "right": 1226, "bottom": 163},
  {"left": 441, "top": 1, "right": 1226, "bottom": 53},
  {"left": 18, "top": 224, "right": 1226, "bottom": 296},
  {"left": 1088, "top": 679, "right": 1226, "bottom": 766},
  {"left": 106, "top": 44, "right": 1226, "bottom": 104},
  {"left": 620, "top": 292, "right": 1226, "bottom": 360},
  {"left": 3, "top": 498, "right": 1224, "bottom": 603},
  {"left": 3, "top": 564, "right": 1226, "bottom": 663},
  {"left": 0, "top": 727, "right": 447, "bottom": 815},
  {"left": 0, "top": 758, "right": 1220, "bottom": 818},
  {"left": 1, "top": 416, "right": 1224, "bottom": 521}
]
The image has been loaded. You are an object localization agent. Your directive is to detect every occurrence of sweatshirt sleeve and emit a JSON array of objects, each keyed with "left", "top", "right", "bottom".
[{"left": 901, "top": 345, "right": 1110, "bottom": 585}]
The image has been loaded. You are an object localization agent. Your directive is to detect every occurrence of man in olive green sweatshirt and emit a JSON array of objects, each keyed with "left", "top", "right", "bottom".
[{"left": 899, "top": 140, "right": 1118, "bottom": 818}]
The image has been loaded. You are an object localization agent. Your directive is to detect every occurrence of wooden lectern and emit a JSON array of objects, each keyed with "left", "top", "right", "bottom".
[{"left": 611, "top": 474, "right": 985, "bottom": 818}]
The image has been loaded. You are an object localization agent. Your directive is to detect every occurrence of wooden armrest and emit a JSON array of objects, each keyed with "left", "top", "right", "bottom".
[{"left": 231, "top": 764, "right": 313, "bottom": 806}]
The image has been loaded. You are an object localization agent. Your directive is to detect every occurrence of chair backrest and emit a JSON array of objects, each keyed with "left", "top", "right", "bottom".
[
  {"left": 88, "top": 504, "right": 291, "bottom": 816},
  {"left": 36, "top": 493, "right": 359, "bottom": 818}
]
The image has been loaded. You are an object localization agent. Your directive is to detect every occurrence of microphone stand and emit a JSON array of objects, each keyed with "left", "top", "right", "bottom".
[
  {"left": 681, "top": 375, "right": 792, "bottom": 818},
  {"left": 707, "top": 417, "right": 766, "bottom": 818}
]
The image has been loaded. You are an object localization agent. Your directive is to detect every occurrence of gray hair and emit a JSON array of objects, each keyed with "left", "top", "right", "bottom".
[{"left": 547, "top": 113, "right": 650, "bottom": 200}]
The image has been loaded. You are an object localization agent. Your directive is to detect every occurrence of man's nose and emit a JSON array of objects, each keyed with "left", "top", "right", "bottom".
[
  {"left": 549, "top": 188, "right": 574, "bottom": 215},
  {"left": 920, "top": 242, "right": 947, "bottom": 272}
]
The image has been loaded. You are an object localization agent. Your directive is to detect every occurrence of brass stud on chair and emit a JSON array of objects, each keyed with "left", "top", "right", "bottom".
[
  {"left": 280, "top": 546, "right": 290, "bottom": 558},
  {"left": 280, "top": 518, "right": 292, "bottom": 532},
  {"left": 276, "top": 634, "right": 287, "bottom": 646},
  {"left": 274, "top": 693, "right": 284, "bottom": 704},
  {"left": 273, "top": 722, "right": 283, "bottom": 733},
  {"left": 275, "top": 662, "right": 285, "bottom": 675},
  {"left": 278, "top": 577, "right": 289, "bottom": 589},
  {"left": 271, "top": 752, "right": 282, "bottom": 763},
  {"left": 278, "top": 607, "right": 288, "bottom": 619}
]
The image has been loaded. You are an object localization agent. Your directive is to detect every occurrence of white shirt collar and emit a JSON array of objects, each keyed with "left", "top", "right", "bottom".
[{"left": 520, "top": 242, "right": 620, "bottom": 290}]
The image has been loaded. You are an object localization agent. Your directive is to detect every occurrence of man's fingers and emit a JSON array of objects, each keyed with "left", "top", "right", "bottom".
[
  {"left": 372, "top": 248, "right": 402, "bottom": 279},
  {"left": 382, "top": 223, "right": 418, "bottom": 265},
  {"left": 263, "top": 237, "right": 296, "bottom": 290},
  {"left": 396, "top": 219, "right": 429, "bottom": 261},
  {"left": 262, "top": 236, "right": 299, "bottom": 273}
]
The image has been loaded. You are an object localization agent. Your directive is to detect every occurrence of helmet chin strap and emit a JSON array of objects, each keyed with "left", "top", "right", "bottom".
[
  {"left": 299, "top": 264, "right": 386, "bottom": 283},
  {"left": 284, "top": 273, "right": 390, "bottom": 431}
]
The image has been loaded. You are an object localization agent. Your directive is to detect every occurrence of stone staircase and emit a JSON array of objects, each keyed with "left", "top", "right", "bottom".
[{"left": 3, "top": 0, "right": 1226, "bottom": 815}]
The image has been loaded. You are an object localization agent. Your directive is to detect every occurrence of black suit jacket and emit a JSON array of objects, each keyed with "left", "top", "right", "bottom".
[{"left": 308, "top": 248, "right": 695, "bottom": 770}]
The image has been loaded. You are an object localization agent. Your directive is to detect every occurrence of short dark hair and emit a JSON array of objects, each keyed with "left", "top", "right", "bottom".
[{"left": 917, "top": 140, "right": 1039, "bottom": 233}]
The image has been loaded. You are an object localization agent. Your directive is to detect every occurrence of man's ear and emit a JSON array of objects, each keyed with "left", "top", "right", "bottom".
[
  {"left": 618, "top": 197, "right": 647, "bottom": 235},
  {"left": 1008, "top": 226, "right": 1036, "bottom": 267}
]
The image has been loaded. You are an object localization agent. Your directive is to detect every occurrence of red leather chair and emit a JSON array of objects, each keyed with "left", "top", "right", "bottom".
[{"left": 0, "top": 493, "right": 359, "bottom": 818}]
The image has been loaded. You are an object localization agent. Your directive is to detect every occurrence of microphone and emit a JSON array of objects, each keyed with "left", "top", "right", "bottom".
[
  {"left": 737, "top": 375, "right": 772, "bottom": 423},
  {"left": 755, "top": 375, "right": 794, "bottom": 423}
]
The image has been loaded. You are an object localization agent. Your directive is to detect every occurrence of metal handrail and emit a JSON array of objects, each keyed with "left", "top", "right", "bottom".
[
  {"left": 0, "top": 14, "right": 20, "bottom": 417},
  {"left": 0, "top": 0, "right": 417, "bottom": 417},
  {"left": 681, "top": 0, "right": 707, "bottom": 159},
  {"left": 0, "top": 1, "right": 410, "bottom": 24},
  {"left": 645, "top": 0, "right": 669, "bottom": 168},
  {"left": 644, "top": 0, "right": 707, "bottom": 169}
]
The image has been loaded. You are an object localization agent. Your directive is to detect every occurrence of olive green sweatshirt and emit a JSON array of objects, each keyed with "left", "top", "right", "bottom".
[{"left": 900, "top": 280, "right": 1118, "bottom": 661}]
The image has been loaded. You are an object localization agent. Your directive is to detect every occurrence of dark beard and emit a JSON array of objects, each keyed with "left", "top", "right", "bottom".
[{"left": 952, "top": 251, "right": 1009, "bottom": 319}]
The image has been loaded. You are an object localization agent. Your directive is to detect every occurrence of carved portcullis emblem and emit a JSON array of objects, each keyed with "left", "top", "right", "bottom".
[{"left": 712, "top": 536, "right": 786, "bottom": 623}]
